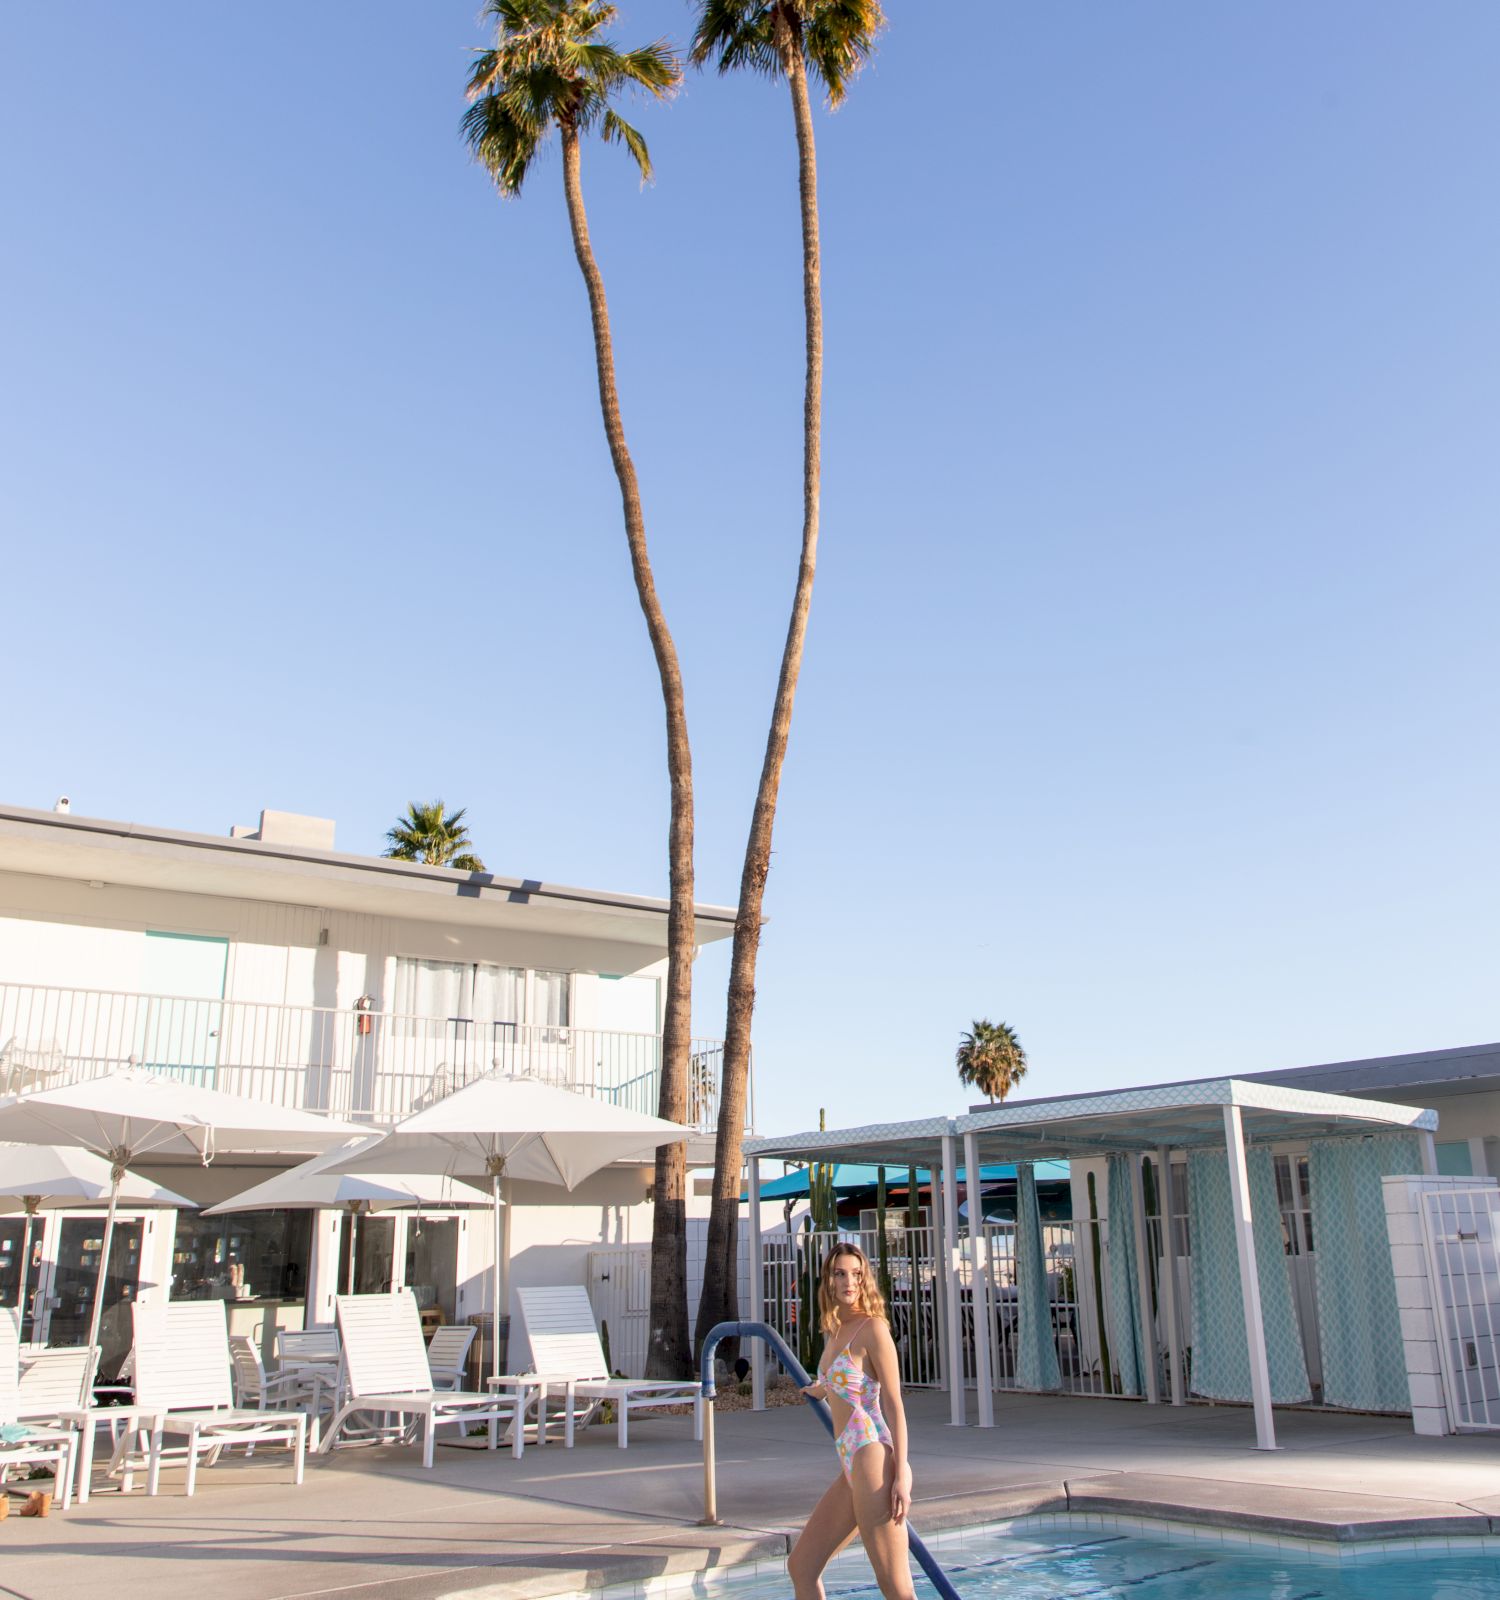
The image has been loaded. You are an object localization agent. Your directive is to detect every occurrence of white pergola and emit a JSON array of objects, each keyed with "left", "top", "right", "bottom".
[{"left": 743, "top": 1078, "right": 1439, "bottom": 1450}]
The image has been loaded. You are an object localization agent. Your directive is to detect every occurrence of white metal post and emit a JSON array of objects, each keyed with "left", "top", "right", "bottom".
[
  {"left": 964, "top": 1131, "right": 995, "bottom": 1427},
  {"left": 941, "top": 1133, "right": 966, "bottom": 1426},
  {"left": 1128, "top": 1154, "right": 1160, "bottom": 1405},
  {"left": 931, "top": 1156, "right": 949, "bottom": 1389},
  {"left": 747, "top": 1159, "right": 765, "bottom": 1409},
  {"left": 1420, "top": 1132, "right": 1438, "bottom": 1176},
  {"left": 1156, "top": 1146, "right": 1184, "bottom": 1405},
  {"left": 1223, "top": 1104, "right": 1277, "bottom": 1450}
]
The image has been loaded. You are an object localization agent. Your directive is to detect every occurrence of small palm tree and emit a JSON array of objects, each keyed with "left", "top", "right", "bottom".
[
  {"left": 689, "top": 0, "right": 885, "bottom": 1354},
  {"left": 956, "top": 1020, "right": 1028, "bottom": 1104},
  {"left": 383, "top": 801, "right": 486, "bottom": 872},
  {"left": 463, "top": 2, "right": 698, "bottom": 1382}
]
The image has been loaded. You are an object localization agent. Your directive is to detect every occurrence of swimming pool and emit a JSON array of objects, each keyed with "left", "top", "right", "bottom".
[{"left": 691, "top": 1521, "right": 1500, "bottom": 1600}]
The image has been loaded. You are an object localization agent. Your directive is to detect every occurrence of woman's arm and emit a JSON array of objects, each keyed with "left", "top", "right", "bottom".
[{"left": 862, "top": 1319, "right": 913, "bottom": 1523}]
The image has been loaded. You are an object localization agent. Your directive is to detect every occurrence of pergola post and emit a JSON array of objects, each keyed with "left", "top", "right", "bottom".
[
  {"left": 941, "top": 1132, "right": 966, "bottom": 1426},
  {"left": 1128, "top": 1153, "right": 1160, "bottom": 1404},
  {"left": 1223, "top": 1104, "right": 1277, "bottom": 1450},
  {"left": 747, "top": 1158, "right": 765, "bottom": 1410},
  {"left": 931, "top": 1153, "right": 949, "bottom": 1391},
  {"left": 1156, "top": 1144, "right": 1184, "bottom": 1406},
  {"left": 964, "top": 1131, "right": 994, "bottom": 1427},
  {"left": 1419, "top": 1132, "right": 1438, "bottom": 1176}
]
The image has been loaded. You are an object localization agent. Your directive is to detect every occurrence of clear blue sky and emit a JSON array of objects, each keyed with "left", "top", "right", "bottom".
[{"left": 4, "top": 4, "right": 1497, "bottom": 1135}]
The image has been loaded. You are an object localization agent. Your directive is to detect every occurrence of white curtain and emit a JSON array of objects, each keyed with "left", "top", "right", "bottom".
[{"left": 532, "top": 970, "right": 571, "bottom": 1028}]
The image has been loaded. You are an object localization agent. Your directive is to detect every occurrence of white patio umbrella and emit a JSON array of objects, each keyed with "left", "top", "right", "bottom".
[
  {"left": 204, "top": 1148, "right": 492, "bottom": 1293},
  {"left": 323, "top": 1073, "right": 697, "bottom": 1376},
  {"left": 0, "top": 1143, "right": 195, "bottom": 1336},
  {"left": 0, "top": 1068, "right": 365, "bottom": 1401}
]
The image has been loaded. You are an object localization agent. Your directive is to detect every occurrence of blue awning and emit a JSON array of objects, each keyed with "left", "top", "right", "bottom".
[{"left": 744, "top": 1159, "right": 1070, "bottom": 1202}]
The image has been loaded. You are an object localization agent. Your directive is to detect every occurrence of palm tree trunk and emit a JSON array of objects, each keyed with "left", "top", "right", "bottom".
[
  {"left": 695, "top": 35, "right": 823, "bottom": 1351},
  {"left": 561, "top": 127, "right": 696, "bottom": 1380}
]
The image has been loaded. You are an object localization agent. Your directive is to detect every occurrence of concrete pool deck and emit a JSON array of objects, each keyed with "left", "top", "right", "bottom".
[{"left": 3, "top": 1390, "right": 1498, "bottom": 1599}]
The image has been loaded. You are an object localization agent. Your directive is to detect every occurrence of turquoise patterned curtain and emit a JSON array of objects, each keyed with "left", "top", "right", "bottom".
[
  {"left": 1310, "top": 1134, "right": 1420, "bottom": 1411},
  {"left": 1105, "top": 1154, "right": 1146, "bottom": 1396},
  {"left": 1015, "top": 1162, "right": 1062, "bottom": 1391},
  {"left": 1186, "top": 1148, "right": 1311, "bottom": 1403}
]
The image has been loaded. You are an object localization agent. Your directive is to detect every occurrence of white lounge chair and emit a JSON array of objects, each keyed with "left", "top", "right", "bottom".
[
  {"left": 123, "top": 1301, "right": 307, "bottom": 1496},
  {"left": 321, "top": 1292, "right": 521, "bottom": 1468},
  {"left": 17, "top": 1346, "right": 97, "bottom": 1421},
  {"left": 0, "top": 1313, "right": 77, "bottom": 1509},
  {"left": 426, "top": 1324, "right": 477, "bottom": 1391},
  {"left": 515, "top": 1286, "right": 702, "bottom": 1448}
]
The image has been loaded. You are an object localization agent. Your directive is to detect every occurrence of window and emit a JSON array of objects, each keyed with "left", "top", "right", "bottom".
[
  {"left": 393, "top": 959, "right": 522, "bottom": 1029},
  {"left": 1273, "top": 1154, "right": 1314, "bottom": 1255},
  {"left": 533, "top": 969, "right": 571, "bottom": 1028},
  {"left": 171, "top": 1209, "right": 314, "bottom": 1305}
]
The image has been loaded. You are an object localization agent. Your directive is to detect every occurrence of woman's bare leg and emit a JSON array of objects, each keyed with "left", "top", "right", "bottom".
[
  {"left": 788, "top": 1472, "right": 860, "bottom": 1600},
  {"left": 849, "top": 1445, "right": 916, "bottom": 1600}
]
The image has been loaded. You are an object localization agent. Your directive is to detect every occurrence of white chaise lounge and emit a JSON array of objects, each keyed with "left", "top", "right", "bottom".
[
  {"left": 321, "top": 1292, "right": 521, "bottom": 1468},
  {"left": 122, "top": 1301, "right": 307, "bottom": 1496},
  {"left": 515, "top": 1286, "right": 702, "bottom": 1448}
]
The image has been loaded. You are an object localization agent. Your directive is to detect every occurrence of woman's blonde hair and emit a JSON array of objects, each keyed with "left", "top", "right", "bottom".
[{"left": 818, "top": 1241, "right": 887, "bottom": 1334}]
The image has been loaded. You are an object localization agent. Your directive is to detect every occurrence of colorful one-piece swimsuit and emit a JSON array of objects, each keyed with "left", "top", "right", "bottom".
[{"left": 821, "top": 1346, "right": 894, "bottom": 1480}]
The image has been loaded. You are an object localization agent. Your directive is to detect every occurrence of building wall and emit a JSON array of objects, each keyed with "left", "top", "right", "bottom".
[{"left": 0, "top": 868, "right": 664, "bottom": 1032}]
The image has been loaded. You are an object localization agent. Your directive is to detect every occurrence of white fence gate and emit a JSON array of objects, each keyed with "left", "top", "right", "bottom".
[
  {"left": 587, "top": 1220, "right": 753, "bottom": 1380},
  {"left": 1420, "top": 1186, "right": 1500, "bottom": 1431}
]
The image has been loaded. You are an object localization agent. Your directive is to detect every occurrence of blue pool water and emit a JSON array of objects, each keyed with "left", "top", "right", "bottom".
[{"left": 794, "top": 1525, "right": 1500, "bottom": 1600}]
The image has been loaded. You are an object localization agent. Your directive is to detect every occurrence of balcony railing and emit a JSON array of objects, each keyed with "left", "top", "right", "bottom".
[{"left": 0, "top": 982, "right": 733, "bottom": 1132}]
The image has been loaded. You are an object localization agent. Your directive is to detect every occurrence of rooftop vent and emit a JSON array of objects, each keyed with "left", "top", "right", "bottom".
[{"left": 230, "top": 809, "right": 336, "bottom": 849}]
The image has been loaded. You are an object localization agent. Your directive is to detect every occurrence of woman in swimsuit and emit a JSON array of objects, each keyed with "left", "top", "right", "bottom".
[{"left": 792, "top": 1242, "right": 916, "bottom": 1600}]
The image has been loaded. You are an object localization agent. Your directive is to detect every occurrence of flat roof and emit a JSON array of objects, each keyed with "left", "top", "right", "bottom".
[
  {"left": 0, "top": 805, "right": 736, "bottom": 951},
  {"left": 745, "top": 1078, "right": 1437, "bottom": 1167}
]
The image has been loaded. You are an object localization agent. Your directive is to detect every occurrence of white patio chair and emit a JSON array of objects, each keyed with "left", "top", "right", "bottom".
[
  {"left": 120, "top": 1301, "right": 307, "bottom": 1496},
  {"left": 425, "top": 1325, "right": 477, "bottom": 1391},
  {"left": 513, "top": 1286, "right": 702, "bottom": 1448},
  {"left": 0, "top": 1312, "right": 77, "bottom": 1509},
  {"left": 320, "top": 1292, "right": 521, "bottom": 1468},
  {"left": 229, "top": 1334, "right": 328, "bottom": 1450}
]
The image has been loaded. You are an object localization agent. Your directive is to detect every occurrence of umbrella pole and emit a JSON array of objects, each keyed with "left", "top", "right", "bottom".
[
  {"left": 80, "top": 1158, "right": 124, "bottom": 1407},
  {"left": 491, "top": 1172, "right": 502, "bottom": 1382}
]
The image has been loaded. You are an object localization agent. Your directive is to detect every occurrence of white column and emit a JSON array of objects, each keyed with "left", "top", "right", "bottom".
[
  {"left": 941, "top": 1133, "right": 966, "bottom": 1426},
  {"left": 1223, "top": 1104, "right": 1277, "bottom": 1450},
  {"left": 1419, "top": 1132, "right": 1439, "bottom": 1176},
  {"left": 964, "top": 1132, "right": 995, "bottom": 1427},
  {"left": 1128, "top": 1154, "right": 1160, "bottom": 1404},
  {"left": 1156, "top": 1146, "right": 1184, "bottom": 1405},
  {"left": 1468, "top": 1137, "right": 1490, "bottom": 1179},
  {"left": 747, "top": 1159, "right": 765, "bottom": 1409},
  {"left": 931, "top": 1156, "right": 949, "bottom": 1389}
]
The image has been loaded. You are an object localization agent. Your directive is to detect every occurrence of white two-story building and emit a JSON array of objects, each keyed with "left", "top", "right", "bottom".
[{"left": 0, "top": 802, "right": 742, "bottom": 1377}]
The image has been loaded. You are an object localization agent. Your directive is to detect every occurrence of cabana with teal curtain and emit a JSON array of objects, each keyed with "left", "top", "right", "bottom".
[
  {"left": 745, "top": 1077, "right": 1438, "bottom": 1451},
  {"left": 1015, "top": 1162, "right": 1062, "bottom": 1391},
  {"left": 1310, "top": 1132, "right": 1421, "bottom": 1411},
  {"left": 1186, "top": 1147, "right": 1311, "bottom": 1403},
  {"left": 1105, "top": 1153, "right": 1147, "bottom": 1396}
]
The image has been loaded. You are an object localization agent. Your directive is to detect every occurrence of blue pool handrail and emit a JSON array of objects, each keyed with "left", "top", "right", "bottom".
[{"left": 699, "top": 1320, "right": 962, "bottom": 1600}]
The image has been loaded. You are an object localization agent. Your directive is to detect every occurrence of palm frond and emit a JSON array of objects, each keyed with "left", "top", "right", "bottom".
[
  {"left": 688, "top": 0, "right": 884, "bottom": 106},
  {"left": 602, "top": 108, "right": 652, "bottom": 181}
]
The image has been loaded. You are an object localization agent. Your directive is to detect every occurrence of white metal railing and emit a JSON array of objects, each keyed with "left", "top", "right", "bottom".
[
  {"left": 761, "top": 1226, "right": 945, "bottom": 1389},
  {"left": 0, "top": 981, "right": 728, "bottom": 1130}
]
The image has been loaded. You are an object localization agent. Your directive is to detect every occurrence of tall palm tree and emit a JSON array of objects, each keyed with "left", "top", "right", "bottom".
[
  {"left": 689, "top": 0, "right": 885, "bottom": 1352},
  {"left": 383, "top": 801, "right": 486, "bottom": 871},
  {"left": 956, "top": 1020, "right": 1029, "bottom": 1105},
  {"left": 463, "top": 1, "right": 698, "bottom": 1380}
]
